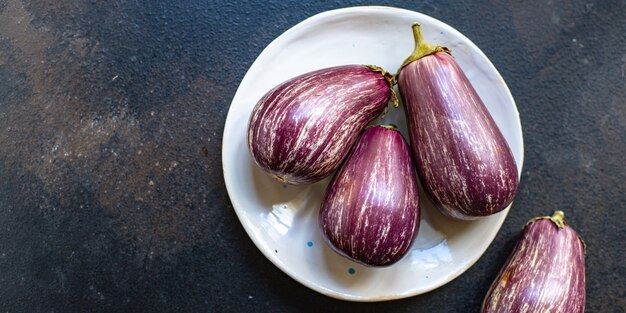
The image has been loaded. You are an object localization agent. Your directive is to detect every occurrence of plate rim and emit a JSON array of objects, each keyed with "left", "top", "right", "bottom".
[{"left": 222, "top": 5, "right": 524, "bottom": 302}]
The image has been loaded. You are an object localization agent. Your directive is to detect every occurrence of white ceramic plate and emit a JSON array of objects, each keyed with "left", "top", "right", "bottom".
[{"left": 222, "top": 6, "right": 523, "bottom": 301}]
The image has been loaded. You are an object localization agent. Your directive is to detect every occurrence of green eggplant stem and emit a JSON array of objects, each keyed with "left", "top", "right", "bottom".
[{"left": 399, "top": 23, "right": 451, "bottom": 71}]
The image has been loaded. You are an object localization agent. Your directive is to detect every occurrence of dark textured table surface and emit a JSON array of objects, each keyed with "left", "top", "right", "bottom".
[{"left": 0, "top": 0, "right": 624, "bottom": 312}]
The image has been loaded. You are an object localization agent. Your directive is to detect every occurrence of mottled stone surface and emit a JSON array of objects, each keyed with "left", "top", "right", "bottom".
[{"left": 0, "top": 0, "right": 624, "bottom": 312}]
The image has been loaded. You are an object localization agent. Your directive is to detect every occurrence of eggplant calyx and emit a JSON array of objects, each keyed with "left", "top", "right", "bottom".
[
  {"left": 524, "top": 210, "right": 587, "bottom": 254},
  {"left": 365, "top": 124, "right": 398, "bottom": 130},
  {"left": 399, "top": 23, "right": 451, "bottom": 71},
  {"left": 525, "top": 210, "right": 568, "bottom": 229},
  {"left": 549, "top": 210, "right": 566, "bottom": 228},
  {"left": 365, "top": 65, "right": 399, "bottom": 108},
  {"left": 381, "top": 124, "right": 399, "bottom": 130}
]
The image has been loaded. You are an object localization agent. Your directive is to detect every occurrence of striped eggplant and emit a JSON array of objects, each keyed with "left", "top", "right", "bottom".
[
  {"left": 482, "top": 211, "right": 586, "bottom": 313},
  {"left": 396, "top": 23, "right": 518, "bottom": 219},
  {"left": 319, "top": 125, "right": 420, "bottom": 266},
  {"left": 248, "top": 65, "right": 396, "bottom": 185}
]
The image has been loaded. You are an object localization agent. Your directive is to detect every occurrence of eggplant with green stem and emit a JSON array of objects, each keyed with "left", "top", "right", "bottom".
[
  {"left": 482, "top": 211, "right": 586, "bottom": 313},
  {"left": 397, "top": 23, "right": 519, "bottom": 220}
]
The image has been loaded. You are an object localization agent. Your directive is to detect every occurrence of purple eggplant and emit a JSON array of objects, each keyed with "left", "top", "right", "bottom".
[
  {"left": 397, "top": 23, "right": 519, "bottom": 219},
  {"left": 247, "top": 65, "right": 396, "bottom": 185},
  {"left": 482, "top": 211, "right": 586, "bottom": 313},
  {"left": 319, "top": 125, "right": 420, "bottom": 266}
]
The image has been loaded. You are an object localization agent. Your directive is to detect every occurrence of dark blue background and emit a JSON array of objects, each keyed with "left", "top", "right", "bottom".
[{"left": 0, "top": 0, "right": 624, "bottom": 312}]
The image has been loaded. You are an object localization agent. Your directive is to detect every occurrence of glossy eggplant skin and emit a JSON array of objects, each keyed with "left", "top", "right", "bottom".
[
  {"left": 398, "top": 51, "right": 518, "bottom": 220},
  {"left": 481, "top": 211, "right": 586, "bottom": 313},
  {"left": 247, "top": 65, "right": 392, "bottom": 185},
  {"left": 319, "top": 126, "right": 420, "bottom": 266}
]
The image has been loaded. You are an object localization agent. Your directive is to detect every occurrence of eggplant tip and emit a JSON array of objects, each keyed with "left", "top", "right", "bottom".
[{"left": 272, "top": 174, "right": 288, "bottom": 184}]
